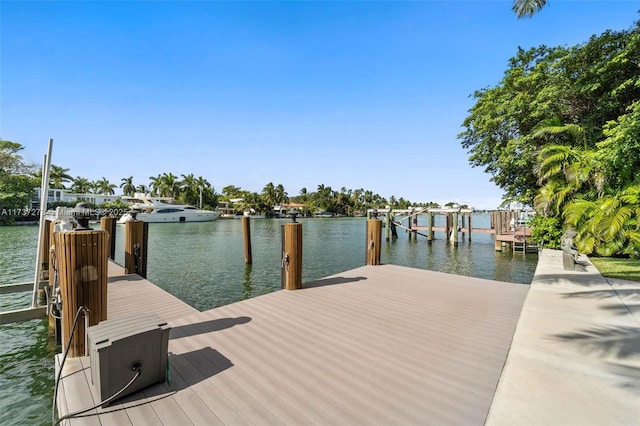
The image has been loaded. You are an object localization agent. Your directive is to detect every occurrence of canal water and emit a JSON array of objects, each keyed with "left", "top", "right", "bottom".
[{"left": 0, "top": 214, "right": 537, "bottom": 425}]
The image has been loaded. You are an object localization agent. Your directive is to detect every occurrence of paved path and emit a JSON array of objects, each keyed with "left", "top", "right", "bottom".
[{"left": 487, "top": 249, "right": 640, "bottom": 425}]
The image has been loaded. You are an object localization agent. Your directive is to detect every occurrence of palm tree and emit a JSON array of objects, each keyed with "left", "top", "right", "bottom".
[
  {"left": 95, "top": 177, "right": 116, "bottom": 195},
  {"left": 159, "top": 172, "right": 180, "bottom": 198},
  {"left": 262, "top": 182, "right": 277, "bottom": 210},
  {"left": 41, "top": 164, "right": 74, "bottom": 189},
  {"left": 148, "top": 175, "right": 162, "bottom": 196},
  {"left": 120, "top": 176, "right": 136, "bottom": 196},
  {"left": 564, "top": 185, "right": 640, "bottom": 256},
  {"left": 533, "top": 144, "right": 603, "bottom": 216},
  {"left": 512, "top": 0, "right": 547, "bottom": 18},
  {"left": 222, "top": 185, "right": 243, "bottom": 198},
  {"left": 70, "top": 176, "right": 92, "bottom": 194},
  {"left": 136, "top": 184, "right": 148, "bottom": 195},
  {"left": 180, "top": 173, "right": 199, "bottom": 205},
  {"left": 195, "top": 176, "right": 216, "bottom": 209},
  {"left": 275, "top": 184, "right": 289, "bottom": 206}
]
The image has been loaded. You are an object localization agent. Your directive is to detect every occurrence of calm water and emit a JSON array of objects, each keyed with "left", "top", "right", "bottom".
[{"left": 0, "top": 214, "right": 537, "bottom": 425}]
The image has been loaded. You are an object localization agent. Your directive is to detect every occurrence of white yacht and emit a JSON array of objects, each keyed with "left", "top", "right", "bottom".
[{"left": 118, "top": 196, "right": 221, "bottom": 223}]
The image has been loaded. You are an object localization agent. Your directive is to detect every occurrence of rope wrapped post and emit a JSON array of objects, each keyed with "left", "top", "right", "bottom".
[
  {"left": 366, "top": 209, "right": 382, "bottom": 266},
  {"left": 282, "top": 209, "right": 302, "bottom": 290},
  {"left": 124, "top": 219, "right": 148, "bottom": 277},
  {"left": 242, "top": 214, "right": 252, "bottom": 264}
]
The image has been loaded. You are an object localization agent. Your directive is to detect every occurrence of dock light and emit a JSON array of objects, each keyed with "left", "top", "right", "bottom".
[
  {"left": 73, "top": 202, "right": 93, "bottom": 231},
  {"left": 371, "top": 209, "right": 379, "bottom": 219},
  {"left": 289, "top": 208, "right": 299, "bottom": 222}
]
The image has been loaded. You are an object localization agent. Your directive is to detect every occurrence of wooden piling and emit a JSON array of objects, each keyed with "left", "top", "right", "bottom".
[
  {"left": 412, "top": 214, "right": 418, "bottom": 240},
  {"left": 452, "top": 211, "right": 459, "bottom": 246},
  {"left": 124, "top": 220, "right": 148, "bottom": 277},
  {"left": 445, "top": 213, "right": 452, "bottom": 241},
  {"left": 283, "top": 222, "right": 302, "bottom": 290},
  {"left": 54, "top": 230, "right": 108, "bottom": 357},
  {"left": 242, "top": 215, "right": 252, "bottom": 264},
  {"left": 366, "top": 218, "right": 382, "bottom": 265},
  {"left": 385, "top": 211, "right": 391, "bottom": 242},
  {"left": 494, "top": 211, "right": 503, "bottom": 252},
  {"left": 427, "top": 212, "right": 433, "bottom": 244},
  {"left": 100, "top": 216, "right": 117, "bottom": 260}
]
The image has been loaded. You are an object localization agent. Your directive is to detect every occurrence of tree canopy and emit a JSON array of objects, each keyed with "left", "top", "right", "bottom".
[
  {"left": 459, "top": 19, "right": 640, "bottom": 256},
  {"left": 459, "top": 20, "right": 639, "bottom": 206}
]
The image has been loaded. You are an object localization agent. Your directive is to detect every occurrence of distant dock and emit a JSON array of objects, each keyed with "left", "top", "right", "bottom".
[{"left": 379, "top": 208, "right": 538, "bottom": 253}]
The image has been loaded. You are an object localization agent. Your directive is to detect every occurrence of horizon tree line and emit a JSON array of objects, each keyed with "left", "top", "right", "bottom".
[{"left": 1, "top": 144, "right": 449, "bottom": 217}]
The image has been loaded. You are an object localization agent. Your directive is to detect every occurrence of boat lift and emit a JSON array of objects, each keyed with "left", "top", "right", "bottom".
[{"left": 0, "top": 139, "right": 56, "bottom": 324}]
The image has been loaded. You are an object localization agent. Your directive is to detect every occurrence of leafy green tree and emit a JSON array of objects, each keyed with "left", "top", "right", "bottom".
[
  {"left": 528, "top": 215, "right": 563, "bottom": 249},
  {"left": 460, "top": 22, "right": 640, "bottom": 206},
  {"left": 0, "top": 174, "right": 38, "bottom": 220},
  {"left": 0, "top": 140, "right": 34, "bottom": 175},
  {"left": 596, "top": 101, "right": 640, "bottom": 189},
  {"left": 0, "top": 141, "right": 38, "bottom": 221}
]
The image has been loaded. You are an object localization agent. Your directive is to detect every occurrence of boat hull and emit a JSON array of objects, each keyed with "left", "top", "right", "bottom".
[{"left": 118, "top": 211, "right": 221, "bottom": 223}]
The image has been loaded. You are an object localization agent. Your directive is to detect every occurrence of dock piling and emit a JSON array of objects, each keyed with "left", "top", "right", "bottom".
[
  {"left": 242, "top": 215, "right": 252, "bottom": 264},
  {"left": 124, "top": 220, "right": 148, "bottom": 277},
  {"left": 366, "top": 216, "right": 382, "bottom": 266},
  {"left": 282, "top": 220, "right": 303, "bottom": 290},
  {"left": 100, "top": 216, "right": 117, "bottom": 260},
  {"left": 53, "top": 229, "right": 108, "bottom": 357}
]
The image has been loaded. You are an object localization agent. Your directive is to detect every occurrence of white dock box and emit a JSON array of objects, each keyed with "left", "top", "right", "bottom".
[{"left": 87, "top": 312, "right": 170, "bottom": 406}]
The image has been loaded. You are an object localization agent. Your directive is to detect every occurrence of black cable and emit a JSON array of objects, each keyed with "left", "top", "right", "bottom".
[
  {"left": 51, "top": 306, "right": 88, "bottom": 425},
  {"left": 53, "top": 366, "right": 142, "bottom": 425}
]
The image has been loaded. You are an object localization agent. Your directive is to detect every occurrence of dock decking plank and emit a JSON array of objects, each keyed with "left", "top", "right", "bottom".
[{"left": 58, "top": 263, "right": 531, "bottom": 425}]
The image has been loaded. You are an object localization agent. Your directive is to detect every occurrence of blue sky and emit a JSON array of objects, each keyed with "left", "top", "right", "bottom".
[{"left": 1, "top": 1, "right": 637, "bottom": 209}]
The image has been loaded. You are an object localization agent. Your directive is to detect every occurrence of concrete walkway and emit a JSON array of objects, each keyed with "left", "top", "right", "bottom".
[{"left": 487, "top": 249, "right": 640, "bottom": 425}]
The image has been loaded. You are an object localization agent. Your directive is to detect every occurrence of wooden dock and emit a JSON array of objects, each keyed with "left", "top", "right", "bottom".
[{"left": 56, "top": 263, "right": 530, "bottom": 425}]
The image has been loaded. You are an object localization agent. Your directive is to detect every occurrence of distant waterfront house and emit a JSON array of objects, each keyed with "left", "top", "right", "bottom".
[{"left": 31, "top": 188, "right": 121, "bottom": 209}]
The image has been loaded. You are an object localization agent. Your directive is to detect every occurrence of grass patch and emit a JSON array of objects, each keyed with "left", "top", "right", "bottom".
[{"left": 590, "top": 257, "right": 640, "bottom": 282}]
